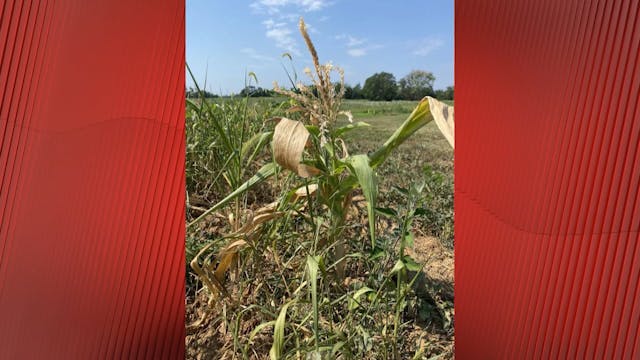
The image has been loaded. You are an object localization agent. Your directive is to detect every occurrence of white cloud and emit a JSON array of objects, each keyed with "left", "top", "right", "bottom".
[
  {"left": 240, "top": 48, "right": 275, "bottom": 62},
  {"left": 347, "top": 48, "right": 366, "bottom": 57},
  {"left": 412, "top": 37, "right": 444, "bottom": 56},
  {"left": 251, "top": 0, "right": 330, "bottom": 14},
  {"left": 336, "top": 34, "right": 382, "bottom": 57},
  {"left": 346, "top": 36, "right": 365, "bottom": 47},
  {"left": 263, "top": 19, "right": 300, "bottom": 55}
]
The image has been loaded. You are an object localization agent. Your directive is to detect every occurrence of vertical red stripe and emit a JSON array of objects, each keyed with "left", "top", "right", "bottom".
[
  {"left": 0, "top": 1, "right": 184, "bottom": 358},
  {"left": 457, "top": 0, "right": 640, "bottom": 358}
]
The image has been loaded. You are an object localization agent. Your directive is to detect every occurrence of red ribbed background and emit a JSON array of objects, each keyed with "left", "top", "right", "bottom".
[
  {"left": 456, "top": 0, "right": 640, "bottom": 358},
  {"left": 0, "top": 1, "right": 185, "bottom": 358}
]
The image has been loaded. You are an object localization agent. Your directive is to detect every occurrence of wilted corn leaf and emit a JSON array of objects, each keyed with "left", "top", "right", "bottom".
[
  {"left": 213, "top": 210, "right": 284, "bottom": 290},
  {"left": 293, "top": 183, "right": 318, "bottom": 201},
  {"left": 213, "top": 239, "right": 247, "bottom": 283},
  {"left": 426, "top": 96, "right": 454, "bottom": 148},
  {"left": 235, "top": 211, "right": 284, "bottom": 235},
  {"left": 347, "top": 154, "right": 377, "bottom": 248},
  {"left": 273, "top": 118, "right": 320, "bottom": 178}
]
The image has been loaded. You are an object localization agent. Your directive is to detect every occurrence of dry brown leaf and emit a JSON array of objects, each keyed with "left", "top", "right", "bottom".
[
  {"left": 273, "top": 118, "right": 321, "bottom": 178},
  {"left": 256, "top": 201, "right": 279, "bottom": 214},
  {"left": 293, "top": 183, "right": 318, "bottom": 200},
  {"left": 214, "top": 239, "right": 248, "bottom": 283},
  {"left": 339, "top": 110, "right": 353, "bottom": 123},
  {"left": 214, "top": 252, "right": 237, "bottom": 284},
  {"left": 426, "top": 96, "right": 454, "bottom": 148}
]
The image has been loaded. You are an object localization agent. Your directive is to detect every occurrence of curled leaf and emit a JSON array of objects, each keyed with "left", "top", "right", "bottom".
[
  {"left": 214, "top": 239, "right": 247, "bottom": 283},
  {"left": 426, "top": 96, "right": 454, "bottom": 148},
  {"left": 273, "top": 118, "right": 320, "bottom": 177},
  {"left": 293, "top": 183, "right": 318, "bottom": 201}
]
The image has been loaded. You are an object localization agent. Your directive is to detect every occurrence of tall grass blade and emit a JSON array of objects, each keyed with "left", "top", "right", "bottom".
[
  {"left": 187, "top": 162, "right": 278, "bottom": 228},
  {"left": 306, "top": 255, "right": 321, "bottom": 350},
  {"left": 270, "top": 301, "right": 293, "bottom": 360}
]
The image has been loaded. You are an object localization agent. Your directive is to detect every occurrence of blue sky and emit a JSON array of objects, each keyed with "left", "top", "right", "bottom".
[{"left": 186, "top": 0, "right": 453, "bottom": 95}]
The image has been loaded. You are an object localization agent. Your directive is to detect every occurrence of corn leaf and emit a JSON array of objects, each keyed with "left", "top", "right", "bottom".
[
  {"left": 347, "top": 155, "right": 377, "bottom": 248},
  {"left": 369, "top": 98, "right": 433, "bottom": 168},
  {"left": 426, "top": 96, "right": 454, "bottom": 148}
]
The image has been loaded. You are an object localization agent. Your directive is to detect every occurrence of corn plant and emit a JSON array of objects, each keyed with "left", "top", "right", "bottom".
[{"left": 187, "top": 17, "right": 454, "bottom": 359}]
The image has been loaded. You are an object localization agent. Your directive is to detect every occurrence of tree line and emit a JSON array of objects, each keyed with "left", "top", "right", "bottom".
[{"left": 186, "top": 70, "right": 453, "bottom": 101}]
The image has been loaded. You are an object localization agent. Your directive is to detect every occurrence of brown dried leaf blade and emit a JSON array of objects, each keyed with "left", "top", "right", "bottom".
[
  {"left": 426, "top": 96, "right": 454, "bottom": 148},
  {"left": 273, "top": 118, "right": 320, "bottom": 177}
]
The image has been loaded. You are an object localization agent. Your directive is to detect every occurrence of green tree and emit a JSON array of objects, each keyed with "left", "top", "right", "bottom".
[
  {"left": 398, "top": 70, "right": 435, "bottom": 100},
  {"left": 239, "top": 86, "right": 273, "bottom": 97},
  {"left": 352, "top": 83, "right": 364, "bottom": 99},
  {"left": 363, "top": 72, "right": 398, "bottom": 101},
  {"left": 434, "top": 86, "right": 454, "bottom": 100}
]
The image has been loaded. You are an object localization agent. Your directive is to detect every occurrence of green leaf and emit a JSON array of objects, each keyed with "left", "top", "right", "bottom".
[
  {"left": 346, "top": 155, "right": 377, "bottom": 248},
  {"left": 248, "top": 320, "right": 276, "bottom": 345},
  {"left": 333, "top": 121, "right": 370, "bottom": 137},
  {"left": 375, "top": 207, "right": 397, "bottom": 218},
  {"left": 349, "top": 286, "right": 374, "bottom": 310},
  {"left": 391, "top": 259, "right": 405, "bottom": 274},
  {"left": 404, "top": 232, "right": 415, "bottom": 248},
  {"left": 305, "top": 125, "right": 320, "bottom": 137},
  {"left": 307, "top": 255, "right": 321, "bottom": 350},
  {"left": 241, "top": 131, "right": 273, "bottom": 162},
  {"left": 369, "top": 98, "right": 433, "bottom": 168},
  {"left": 331, "top": 341, "right": 345, "bottom": 356},
  {"left": 187, "top": 163, "right": 278, "bottom": 228},
  {"left": 369, "top": 247, "right": 386, "bottom": 261},
  {"left": 403, "top": 256, "right": 423, "bottom": 272},
  {"left": 270, "top": 301, "right": 293, "bottom": 360},
  {"left": 248, "top": 71, "right": 259, "bottom": 85},
  {"left": 392, "top": 185, "right": 409, "bottom": 196}
]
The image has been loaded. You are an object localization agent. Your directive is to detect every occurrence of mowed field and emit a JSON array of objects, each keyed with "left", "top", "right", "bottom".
[{"left": 186, "top": 97, "right": 454, "bottom": 359}]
